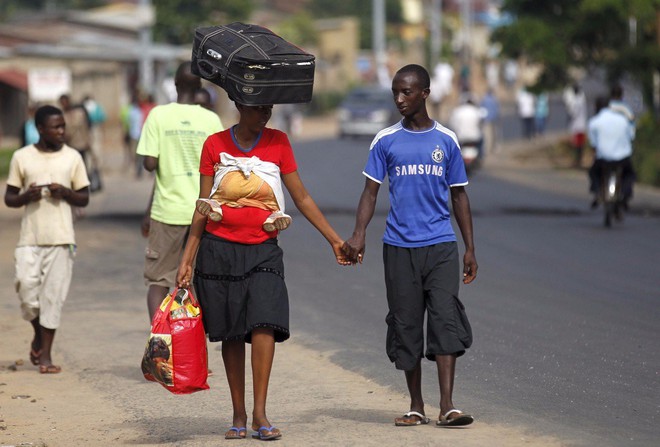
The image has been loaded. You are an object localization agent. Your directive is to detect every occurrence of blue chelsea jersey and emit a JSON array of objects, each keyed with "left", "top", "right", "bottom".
[{"left": 363, "top": 121, "right": 468, "bottom": 248}]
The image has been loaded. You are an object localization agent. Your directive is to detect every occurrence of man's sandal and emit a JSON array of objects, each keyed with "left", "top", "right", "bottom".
[
  {"left": 436, "top": 409, "right": 474, "bottom": 427},
  {"left": 394, "top": 411, "right": 431, "bottom": 426},
  {"left": 29, "top": 348, "right": 42, "bottom": 366},
  {"left": 39, "top": 364, "right": 62, "bottom": 374}
]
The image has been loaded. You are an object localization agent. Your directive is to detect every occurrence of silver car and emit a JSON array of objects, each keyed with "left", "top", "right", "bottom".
[{"left": 338, "top": 86, "right": 400, "bottom": 138}]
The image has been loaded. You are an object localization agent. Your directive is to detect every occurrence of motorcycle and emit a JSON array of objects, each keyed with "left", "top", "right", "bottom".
[
  {"left": 600, "top": 161, "right": 624, "bottom": 227},
  {"left": 460, "top": 140, "right": 481, "bottom": 175}
]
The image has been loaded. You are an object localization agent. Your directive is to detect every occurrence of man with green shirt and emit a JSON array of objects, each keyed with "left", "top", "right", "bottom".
[{"left": 137, "top": 61, "right": 224, "bottom": 320}]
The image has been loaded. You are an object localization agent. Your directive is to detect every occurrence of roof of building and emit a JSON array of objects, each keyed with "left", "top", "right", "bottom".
[{"left": 0, "top": 6, "right": 185, "bottom": 63}]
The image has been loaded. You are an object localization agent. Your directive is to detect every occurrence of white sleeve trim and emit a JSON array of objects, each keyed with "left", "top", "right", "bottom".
[
  {"left": 450, "top": 181, "right": 469, "bottom": 187},
  {"left": 363, "top": 171, "right": 383, "bottom": 184}
]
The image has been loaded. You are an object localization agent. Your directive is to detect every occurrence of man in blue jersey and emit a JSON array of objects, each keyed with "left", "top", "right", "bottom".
[{"left": 343, "top": 64, "right": 477, "bottom": 428}]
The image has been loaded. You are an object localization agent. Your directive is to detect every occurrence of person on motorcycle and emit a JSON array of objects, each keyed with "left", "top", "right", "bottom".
[
  {"left": 587, "top": 84, "right": 636, "bottom": 210},
  {"left": 449, "top": 93, "right": 487, "bottom": 158}
]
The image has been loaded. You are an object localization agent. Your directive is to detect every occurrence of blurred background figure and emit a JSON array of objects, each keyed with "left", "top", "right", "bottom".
[
  {"left": 139, "top": 93, "right": 157, "bottom": 123},
  {"left": 126, "top": 93, "right": 144, "bottom": 178},
  {"left": 59, "top": 94, "right": 92, "bottom": 169},
  {"left": 272, "top": 103, "right": 303, "bottom": 139},
  {"left": 193, "top": 87, "right": 214, "bottom": 111},
  {"left": 429, "top": 60, "right": 454, "bottom": 122},
  {"left": 563, "top": 83, "right": 588, "bottom": 167},
  {"left": 516, "top": 86, "right": 535, "bottom": 139},
  {"left": 485, "top": 59, "right": 500, "bottom": 92},
  {"left": 449, "top": 93, "right": 486, "bottom": 157},
  {"left": 534, "top": 91, "right": 549, "bottom": 136},
  {"left": 503, "top": 59, "right": 518, "bottom": 91},
  {"left": 587, "top": 86, "right": 636, "bottom": 209},
  {"left": 480, "top": 89, "right": 500, "bottom": 156},
  {"left": 20, "top": 102, "right": 40, "bottom": 147},
  {"left": 83, "top": 95, "right": 107, "bottom": 170},
  {"left": 459, "top": 61, "right": 471, "bottom": 93}
]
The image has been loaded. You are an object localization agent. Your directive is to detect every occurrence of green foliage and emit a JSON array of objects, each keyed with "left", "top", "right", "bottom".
[
  {"left": 0, "top": 0, "right": 104, "bottom": 20},
  {"left": 309, "top": 0, "right": 402, "bottom": 49},
  {"left": 0, "top": 0, "right": 252, "bottom": 46},
  {"left": 0, "top": 148, "right": 16, "bottom": 179},
  {"left": 493, "top": 0, "right": 660, "bottom": 102},
  {"left": 276, "top": 12, "right": 318, "bottom": 47},
  {"left": 497, "top": 2, "right": 660, "bottom": 188},
  {"left": 307, "top": 90, "right": 345, "bottom": 116},
  {"left": 632, "top": 114, "right": 660, "bottom": 187},
  {"left": 154, "top": 0, "right": 253, "bottom": 45}
]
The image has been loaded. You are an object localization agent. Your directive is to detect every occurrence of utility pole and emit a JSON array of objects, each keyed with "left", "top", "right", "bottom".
[
  {"left": 655, "top": 9, "right": 660, "bottom": 118},
  {"left": 430, "top": 0, "right": 443, "bottom": 68},
  {"left": 138, "top": 0, "right": 154, "bottom": 95},
  {"left": 460, "top": 0, "right": 472, "bottom": 61},
  {"left": 373, "top": 0, "right": 389, "bottom": 87}
]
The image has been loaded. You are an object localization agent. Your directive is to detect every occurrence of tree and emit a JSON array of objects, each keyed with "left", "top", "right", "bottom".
[
  {"left": 154, "top": 0, "right": 253, "bottom": 45},
  {"left": 0, "top": 0, "right": 105, "bottom": 21},
  {"left": 309, "top": 0, "right": 403, "bottom": 49},
  {"left": 492, "top": 0, "right": 660, "bottom": 107},
  {"left": 0, "top": 1, "right": 253, "bottom": 46},
  {"left": 276, "top": 12, "right": 318, "bottom": 48}
]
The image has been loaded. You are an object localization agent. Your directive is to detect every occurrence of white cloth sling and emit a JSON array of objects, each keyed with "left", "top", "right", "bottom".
[{"left": 211, "top": 153, "right": 286, "bottom": 213}]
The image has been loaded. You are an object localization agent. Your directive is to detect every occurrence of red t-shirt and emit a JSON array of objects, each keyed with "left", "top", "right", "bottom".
[{"left": 199, "top": 127, "right": 297, "bottom": 244}]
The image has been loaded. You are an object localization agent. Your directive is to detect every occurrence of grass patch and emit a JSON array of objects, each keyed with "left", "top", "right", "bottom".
[
  {"left": 0, "top": 147, "right": 16, "bottom": 179},
  {"left": 632, "top": 114, "right": 660, "bottom": 188}
]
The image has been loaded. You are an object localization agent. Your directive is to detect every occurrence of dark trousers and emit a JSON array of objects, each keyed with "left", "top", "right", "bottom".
[{"left": 588, "top": 157, "right": 635, "bottom": 200}]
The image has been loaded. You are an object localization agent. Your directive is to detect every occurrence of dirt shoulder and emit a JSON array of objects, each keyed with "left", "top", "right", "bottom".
[{"left": 1, "top": 322, "right": 565, "bottom": 447}]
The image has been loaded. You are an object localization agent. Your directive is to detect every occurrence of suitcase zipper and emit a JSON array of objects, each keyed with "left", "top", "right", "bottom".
[{"left": 225, "top": 72, "right": 312, "bottom": 87}]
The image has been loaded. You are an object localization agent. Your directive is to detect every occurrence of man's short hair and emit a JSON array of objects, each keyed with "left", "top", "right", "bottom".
[
  {"left": 34, "top": 105, "right": 63, "bottom": 127},
  {"left": 175, "top": 61, "right": 201, "bottom": 94},
  {"left": 610, "top": 84, "right": 623, "bottom": 100},
  {"left": 396, "top": 64, "right": 431, "bottom": 90}
]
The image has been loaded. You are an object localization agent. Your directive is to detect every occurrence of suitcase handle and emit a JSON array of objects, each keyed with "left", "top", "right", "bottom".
[{"left": 196, "top": 59, "right": 226, "bottom": 81}]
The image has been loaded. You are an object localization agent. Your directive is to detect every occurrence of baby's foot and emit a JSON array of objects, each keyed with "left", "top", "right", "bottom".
[
  {"left": 263, "top": 211, "right": 292, "bottom": 232},
  {"left": 196, "top": 199, "right": 223, "bottom": 222}
]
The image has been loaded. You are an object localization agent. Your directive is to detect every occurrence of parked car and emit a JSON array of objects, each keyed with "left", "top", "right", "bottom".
[{"left": 337, "top": 86, "right": 399, "bottom": 139}]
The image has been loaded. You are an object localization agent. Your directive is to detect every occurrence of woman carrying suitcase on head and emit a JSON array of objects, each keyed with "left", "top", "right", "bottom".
[{"left": 176, "top": 101, "right": 352, "bottom": 440}]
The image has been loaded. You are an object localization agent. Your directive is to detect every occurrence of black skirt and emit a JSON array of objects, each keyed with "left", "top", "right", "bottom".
[{"left": 193, "top": 232, "right": 290, "bottom": 343}]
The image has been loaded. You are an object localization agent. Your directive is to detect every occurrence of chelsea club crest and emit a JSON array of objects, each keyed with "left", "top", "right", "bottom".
[{"left": 431, "top": 146, "right": 444, "bottom": 163}]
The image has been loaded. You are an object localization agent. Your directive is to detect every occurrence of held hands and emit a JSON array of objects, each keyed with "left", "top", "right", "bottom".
[
  {"left": 332, "top": 241, "right": 354, "bottom": 266},
  {"left": 341, "top": 236, "right": 365, "bottom": 265}
]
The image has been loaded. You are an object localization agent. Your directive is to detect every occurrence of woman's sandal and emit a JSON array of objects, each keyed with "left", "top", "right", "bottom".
[
  {"left": 38, "top": 364, "right": 62, "bottom": 374},
  {"left": 252, "top": 426, "right": 282, "bottom": 441},
  {"left": 29, "top": 348, "right": 42, "bottom": 366},
  {"left": 224, "top": 426, "right": 247, "bottom": 440}
]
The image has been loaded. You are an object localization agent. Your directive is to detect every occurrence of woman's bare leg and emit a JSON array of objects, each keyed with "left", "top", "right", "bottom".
[
  {"left": 222, "top": 340, "right": 248, "bottom": 432},
  {"left": 250, "top": 328, "right": 279, "bottom": 437}
]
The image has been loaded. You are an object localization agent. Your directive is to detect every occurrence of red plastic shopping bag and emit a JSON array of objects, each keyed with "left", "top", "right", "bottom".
[{"left": 141, "top": 287, "right": 209, "bottom": 394}]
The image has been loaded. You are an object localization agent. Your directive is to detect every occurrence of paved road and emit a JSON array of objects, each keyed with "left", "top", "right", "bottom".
[{"left": 282, "top": 135, "right": 660, "bottom": 447}]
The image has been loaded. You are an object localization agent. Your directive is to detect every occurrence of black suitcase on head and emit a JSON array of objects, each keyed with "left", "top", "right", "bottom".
[{"left": 191, "top": 23, "right": 315, "bottom": 105}]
